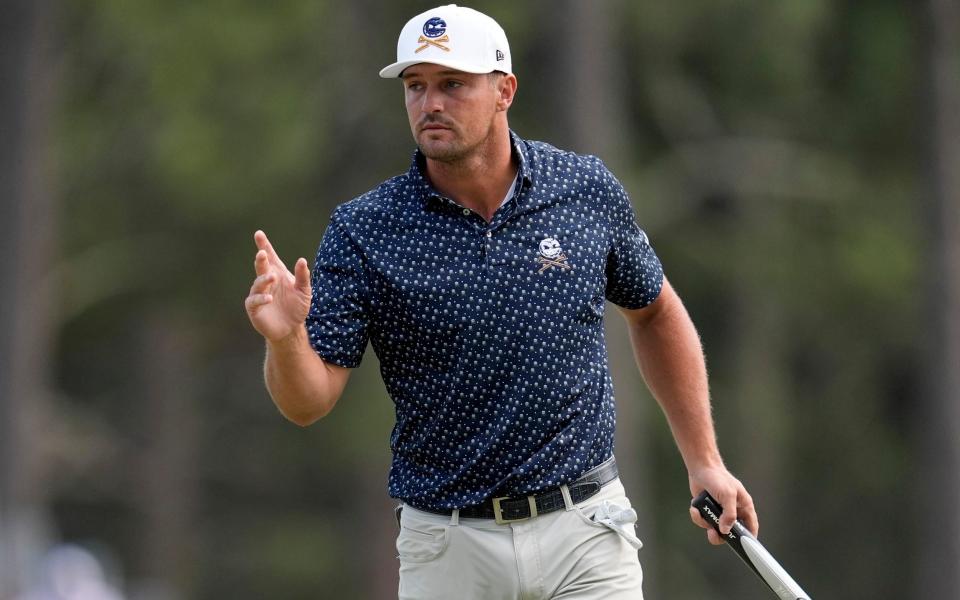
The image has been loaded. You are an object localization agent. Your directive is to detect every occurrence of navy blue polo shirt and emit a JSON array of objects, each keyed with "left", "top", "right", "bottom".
[{"left": 306, "top": 132, "right": 664, "bottom": 509}]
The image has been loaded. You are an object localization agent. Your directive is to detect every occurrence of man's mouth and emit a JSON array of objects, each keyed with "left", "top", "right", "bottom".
[{"left": 420, "top": 120, "right": 454, "bottom": 132}]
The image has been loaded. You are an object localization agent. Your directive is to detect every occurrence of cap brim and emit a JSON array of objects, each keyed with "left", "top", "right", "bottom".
[{"left": 379, "top": 57, "right": 496, "bottom": 79}]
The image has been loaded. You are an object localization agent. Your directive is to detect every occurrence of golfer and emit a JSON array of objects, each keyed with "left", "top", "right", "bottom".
[{"left": 245, "top": 5, "right": 758, "bottom": 599}]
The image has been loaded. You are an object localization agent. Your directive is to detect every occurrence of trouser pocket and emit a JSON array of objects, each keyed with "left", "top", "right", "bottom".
[
  {"left": 396, "top": 507, "right": 451, "bottom": 563},
  {"left": 574, "top": 497, "right": 643, "bottom": 550},
  {"left": 590, "top": 499, "right": 643, "bottom": 549}
]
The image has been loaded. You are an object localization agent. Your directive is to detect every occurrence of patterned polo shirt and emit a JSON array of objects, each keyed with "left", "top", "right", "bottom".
[{"left": 306, "top": 131, "right": 664, "bottom": 509}]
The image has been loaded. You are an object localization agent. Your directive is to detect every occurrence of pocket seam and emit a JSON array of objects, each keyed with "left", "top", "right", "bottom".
[
  {"left": 397, "top": 524, "right": 451, "bottom": 564},
  {"left": 401, "top": 525, "right": 441, "bottom": 541},
  {"left": 571, "top": 504, "right": 609, "bottom": 529}
]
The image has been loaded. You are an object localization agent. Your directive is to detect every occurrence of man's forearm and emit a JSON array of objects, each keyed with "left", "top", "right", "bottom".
[
  {"left": 264, "top": 325, "right": 346, "bottom": 426},
  {"left": 623, "top": 282, "right": 723, "bottom": 471}
]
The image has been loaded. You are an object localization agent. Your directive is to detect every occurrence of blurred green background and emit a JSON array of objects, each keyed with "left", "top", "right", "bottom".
[{"left": 2, "top": 0, "right": 958, "bottom": 598}]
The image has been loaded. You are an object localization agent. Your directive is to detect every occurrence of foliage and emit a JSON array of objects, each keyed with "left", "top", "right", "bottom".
[{"left": 50, "top": 0, "right": 924, "bottom": 597}]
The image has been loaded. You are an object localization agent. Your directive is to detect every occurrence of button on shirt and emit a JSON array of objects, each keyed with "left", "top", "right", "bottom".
[{"left": 306, "top": 132, "right": 664, "bottom": 509}]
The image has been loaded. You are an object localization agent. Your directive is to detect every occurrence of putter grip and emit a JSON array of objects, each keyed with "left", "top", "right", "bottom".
[{"left": 691, "top": 491, "right": 812, "bottom": 600}]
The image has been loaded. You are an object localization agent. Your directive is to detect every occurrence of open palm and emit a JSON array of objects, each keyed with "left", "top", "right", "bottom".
[{"left": 244, "top": 230, "right": 312, "bottom": 342}]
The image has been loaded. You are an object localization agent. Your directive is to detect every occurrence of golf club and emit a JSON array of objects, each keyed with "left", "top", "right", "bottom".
[{"left": 691, "top": 490, "right": 812, "bottom": 600}]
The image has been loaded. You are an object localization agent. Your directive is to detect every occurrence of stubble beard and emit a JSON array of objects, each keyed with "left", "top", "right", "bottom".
[
  {"left": 417, "top": 128, "right": 474, "bottom": 164},
  {"left": 419, "top": 138, "right": 467, "bottom": 163},
  {"left": 416, "top": 113, "right": 499, "bottom": 166}
]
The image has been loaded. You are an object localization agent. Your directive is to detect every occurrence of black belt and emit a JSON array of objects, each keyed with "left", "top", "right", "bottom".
[{"left": 408, "top": 456, "right": 618, "bottom": 524}]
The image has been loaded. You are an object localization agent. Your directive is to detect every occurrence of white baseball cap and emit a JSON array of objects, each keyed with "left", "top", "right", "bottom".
[{"left": 379, "top": 4, "right": 512, "bottom": 78}]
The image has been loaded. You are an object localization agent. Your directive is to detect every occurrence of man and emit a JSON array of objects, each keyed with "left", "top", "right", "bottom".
[{"left": 245, "top": 5, "right": 758, "bottom": 599}]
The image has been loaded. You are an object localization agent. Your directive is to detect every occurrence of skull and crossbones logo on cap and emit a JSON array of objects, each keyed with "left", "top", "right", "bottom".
[{"left": 417, "top": 16, "right": 451, "bottom": 53}]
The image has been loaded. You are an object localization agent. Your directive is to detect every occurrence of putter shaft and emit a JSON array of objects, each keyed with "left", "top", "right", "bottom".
[{"left": 691, "top": 491, "right": 812, "bottom": 600}]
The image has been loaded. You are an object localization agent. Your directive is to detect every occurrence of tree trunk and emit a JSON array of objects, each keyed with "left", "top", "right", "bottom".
[
  {"left": 544, "top": 0, "right": 663, "bottom": 595},
  {"left": 0, "top": 0, "right": 58, "bottom": 595},
  {"left": 731, "top": 200, "right": 788, "bottom": 521},
  {"left": 134, "top": 313, "right": 201, "bottom": 598},
  {"left": 916, "top": 0, "right": 960, "bottom": 595},
  {"left": 728, "top": 229, "right": 788, "bottom": 598},
  {"left": 550, "top": 0, "right": 630, "bottom": 167}
]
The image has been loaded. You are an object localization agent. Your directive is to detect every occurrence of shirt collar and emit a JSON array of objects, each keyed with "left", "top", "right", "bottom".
[{"left": 408, "top": 130, "right": 534, "bottom": 210}]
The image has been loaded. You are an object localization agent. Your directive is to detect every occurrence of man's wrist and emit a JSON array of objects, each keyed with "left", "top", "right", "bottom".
[
  {"left": 266, "top": 324, "right": 310, "bottom": 354},
  {"left": 684, "top": 452, "right": 726, "bottom": 474}
]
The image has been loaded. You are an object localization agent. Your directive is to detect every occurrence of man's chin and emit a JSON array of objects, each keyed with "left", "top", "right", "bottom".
[{"left": 418, "top": 139, "right": 466, "bottom": 163}]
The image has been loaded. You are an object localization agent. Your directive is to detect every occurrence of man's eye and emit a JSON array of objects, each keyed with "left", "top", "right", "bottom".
[{"left": 445, "top": 81, "right": 463, "bottom": 89}]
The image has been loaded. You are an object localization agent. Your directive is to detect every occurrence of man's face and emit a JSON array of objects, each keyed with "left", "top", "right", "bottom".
[{"left": 402, "top": 63, "right": 505, "bottom": 163}]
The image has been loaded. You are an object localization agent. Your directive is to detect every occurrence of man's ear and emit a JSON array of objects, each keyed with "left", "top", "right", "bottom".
[{"left": 497, "top": 74, "right": 518, "bottom": 111}]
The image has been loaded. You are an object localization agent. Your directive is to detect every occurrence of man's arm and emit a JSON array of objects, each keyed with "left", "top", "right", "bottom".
[
  {"left": 618, "top": 277, "right": 759, "bottom": 544},
  {"left": 245, "top": 230, "right": 351, "bottom": 426},
  {"left": 263, "top": 327, "right": 351, "bottom": 426}
]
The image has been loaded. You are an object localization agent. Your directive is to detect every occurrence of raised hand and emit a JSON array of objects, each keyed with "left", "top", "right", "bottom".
[{"left": 244, "top": 230, "right": 312, "bottom": 343}]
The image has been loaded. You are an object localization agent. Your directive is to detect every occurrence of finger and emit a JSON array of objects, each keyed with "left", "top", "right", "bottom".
[
  {"left": 738, "top": 490, "right": 759, "bottom": 537},
  {"left": 254, "top": 230, "right": 273, "bottom": 255},
  {"left": 245, "top": 293, "right": 273, "bottom": 311},
  {"left": 706, "top": 528, "right": 724, "bottom": 546},
  {"left": 254, "top": 230, "right": 288, "bottom": 271},
  {"left": 689, "top": 506, "right": 710, "bottom": 530},
  {"left": 294, "top": 257, "right": 311, "bottom": 295},
  {"left": 690, "top": 503, "right": 727, "bottom": 546},
  {"left": 254, "top": 249, "right": 271, "bottom": 276},
  {"left": 717, "top": 487, "right": 738, "bottom": 534},
  {"left": 250, "top": 272, "right": 276, "bottom": 294}
]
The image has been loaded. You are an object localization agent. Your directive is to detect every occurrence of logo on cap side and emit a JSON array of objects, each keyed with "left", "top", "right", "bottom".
[
  {"left": 422, "top": 17, "right": 446, "bottom": 38},
  {"left": 496, "top": 49, "right": 505, "bottom": 62},
  {"left": 417, "top": 16, "right": 451, "bottom": 53}
]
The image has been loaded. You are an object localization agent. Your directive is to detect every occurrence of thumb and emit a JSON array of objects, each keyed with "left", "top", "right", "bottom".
[{"left": 294, "top": 257, "right": 311, "bottom": 295}]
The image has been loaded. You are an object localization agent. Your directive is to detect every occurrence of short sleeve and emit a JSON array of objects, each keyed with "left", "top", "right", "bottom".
[
  {"left": 305, "top": 209, "right": 370, "bottom": 367},
  {"left": 601, "top": 164, "right": 664, "bottom": 309}
]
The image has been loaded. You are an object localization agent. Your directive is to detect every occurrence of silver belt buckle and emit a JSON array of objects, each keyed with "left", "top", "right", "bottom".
[{"left": 492, "top": 495, "right": 539, "bottom": 525}]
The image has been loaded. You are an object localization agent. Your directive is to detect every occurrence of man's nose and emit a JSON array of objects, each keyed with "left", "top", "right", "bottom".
[{"left": 421, "top": 85, "right": 444, "bottom": 112}]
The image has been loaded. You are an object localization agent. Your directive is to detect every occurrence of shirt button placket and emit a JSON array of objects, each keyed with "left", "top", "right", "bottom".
[{"left": 482, "top": 229, "right": 494, "bottom": 268}]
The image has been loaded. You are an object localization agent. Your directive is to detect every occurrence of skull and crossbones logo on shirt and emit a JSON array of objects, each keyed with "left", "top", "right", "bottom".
[{"left": 536, "top": 237, "right": 572, "bottom": 273}]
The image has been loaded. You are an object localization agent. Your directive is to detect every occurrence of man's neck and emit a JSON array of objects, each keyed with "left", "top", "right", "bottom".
[{"left": 425, "top": 126, "right": 517, "bottom": 222}]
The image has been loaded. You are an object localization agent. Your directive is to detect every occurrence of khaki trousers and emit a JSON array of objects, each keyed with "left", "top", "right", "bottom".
[{"left": 396, "top": 478, "right": 644, "bottom": 600}]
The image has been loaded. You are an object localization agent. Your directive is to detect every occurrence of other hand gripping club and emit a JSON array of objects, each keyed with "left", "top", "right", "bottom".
[{"left": 691, "top": 491, "right": 812, "bottom": 600}]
